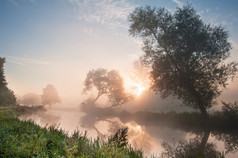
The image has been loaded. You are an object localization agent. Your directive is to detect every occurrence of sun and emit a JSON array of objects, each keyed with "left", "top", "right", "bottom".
[
  {"left": 125, "top": 82, "right": 147, "bottom": 97},
  {"left": 132, "top": 83, "right": 145, "bottom": 96},
  {"left": 123, "top": 74, "right": 150, "bottom": 97}
]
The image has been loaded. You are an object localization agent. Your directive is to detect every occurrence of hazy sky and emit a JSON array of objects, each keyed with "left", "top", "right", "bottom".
[{"left": 1, "top": 0, "right": 238, "bottom": 104}]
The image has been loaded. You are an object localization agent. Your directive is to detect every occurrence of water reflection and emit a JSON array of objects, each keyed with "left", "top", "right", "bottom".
[
  {"left": 214, "top": 132, "right": 238, "bottom": 154},
  {"left": 79, "top": 101, "right": 238, "bottom": 157},
  {"left": 161, "top": 131, "right": 220, "bottom": 157},
  {"left": 19, "top": 102, "right": 238, "bottom": 157},
  {"left": 19, "top": 107, "right": 61, "bottom": 126}
]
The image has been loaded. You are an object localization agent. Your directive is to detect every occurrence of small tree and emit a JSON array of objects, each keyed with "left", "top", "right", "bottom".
[
  {"left": 128, "top": 5, "right": 237, "bottom": 117},
  {"left": 41, "top": 84, "right": 61, "bottom": 107},
  {"left": 0, "top": 57, "right": 16, "bottom": 106},
  {"left": 82, "top": 68, "right": 129, "bottom": 107},
  {"left": 19, "top": 93, "right": 41, "bottom": 106}
]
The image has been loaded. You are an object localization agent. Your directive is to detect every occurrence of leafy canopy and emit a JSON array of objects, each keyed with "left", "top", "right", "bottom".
[
  {"left": 128, "top": 5, "right": 237, "bottom": 114},
  {"left": 82, "top": 68, "right": 129, "bottom": 107},
  {"left": 41, "top": 84, "right": 61, "bottom": 106}
]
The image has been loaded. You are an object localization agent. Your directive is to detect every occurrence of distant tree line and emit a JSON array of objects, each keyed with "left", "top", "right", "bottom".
[
  {"left": 0, "top": 57, "right": 60, "bottom": 107},
  {"left": 18, "top": 84, "right": 61, "bottom": 108}
]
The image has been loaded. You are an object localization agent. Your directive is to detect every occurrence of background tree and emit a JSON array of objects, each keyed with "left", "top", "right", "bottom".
[
  {"left": 128, "top": 5, "right": 237, "bottom": 116},
  {"left": 0, "top": 57, "right": 16, "bottom": 106},
  {"left": 82, "top": 68, "right": 129, "bottom": 107},
  {"left": 19, "top": 93, "right": 41, "bottom": 106},
  {"left": 41, "top": 84, "right": 61, "bottom": 107}
]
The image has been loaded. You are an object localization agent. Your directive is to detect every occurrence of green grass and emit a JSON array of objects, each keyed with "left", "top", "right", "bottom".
[{"left": 0, "top": 109, "right": 143, "bottom": 158}]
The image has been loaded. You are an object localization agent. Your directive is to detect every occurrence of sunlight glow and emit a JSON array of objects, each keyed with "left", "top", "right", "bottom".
[
  {"left": 136, "top": 125, "right": 141, "bottom": 130},
  {"left": 131, "top": 83, "right": 146, "bottom": 96},
  {"left": 124, "top": 80, "right": 148, "bottom": 97}
]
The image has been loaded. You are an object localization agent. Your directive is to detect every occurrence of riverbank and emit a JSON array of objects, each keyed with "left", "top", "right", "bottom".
[{"left": 0, "top": 108, "right": 143, "bottom": 157}]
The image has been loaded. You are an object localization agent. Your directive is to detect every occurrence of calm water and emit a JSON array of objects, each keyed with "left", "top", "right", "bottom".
[{"left": 20, "top": 105, "right": 238, "bottom": 158}]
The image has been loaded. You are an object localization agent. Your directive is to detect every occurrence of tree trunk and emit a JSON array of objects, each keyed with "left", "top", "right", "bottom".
[
  {"left": 189, "top": 86, "right": 209, "bottom": 118},
  {"left": 197, "top": 101, "right": 208, "bottom": 118},
  {"left": 94, "top": 92, "right": 102, "bottom": 103},
  {"left": 198, "top": 131, "right": 210, "bottom": 154}
]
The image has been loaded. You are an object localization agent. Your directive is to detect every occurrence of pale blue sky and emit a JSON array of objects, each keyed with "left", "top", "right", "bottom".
[{"left": 1, "top": 0, "right": 238, "bottom": 104}]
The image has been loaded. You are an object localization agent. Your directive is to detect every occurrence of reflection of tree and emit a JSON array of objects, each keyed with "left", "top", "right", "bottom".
[
  {"left": 161, "top": 131, "right": 220, "bottom": 158},
  {"left": 79, "top": 99, "right": 238, "bottom": 156},
  {"left": 212, "top": 101, "right": 238, "bottom": 154},
  {"left": 18, "top": 106, "right": 61, "bottom": 127},
  {"left": 37, "top": 110, "right": 61, "bottom": 126},
  {"left": 79, "top": 100, "right": 153, "bottom": 152},
  {"left": 127, "top": 123, "right": 152, "bottom": 154},
  {"left": 214, "top": 133, "right": 238, "bottom": 154},
  {"left": 79, "top": 99, "right": 118, "bottom": 138}
]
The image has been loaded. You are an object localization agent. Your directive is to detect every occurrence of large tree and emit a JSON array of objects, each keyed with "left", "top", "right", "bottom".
[
  {"left": 82, "top": 68, "right": 129, "bottom": 107},
  {"left": 41, "top": 84, "right": 61, "bottom": 107},
  {"left": 0, "top": 57, "right": 16, "bottom": 106},
  {"left": 128, "top": 5, "right": 237, "bottom": 116}
]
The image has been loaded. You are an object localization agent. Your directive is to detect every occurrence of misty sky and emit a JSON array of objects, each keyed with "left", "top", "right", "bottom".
[{"left": 1, "top": 0, "right": 238, "bottom": 105}]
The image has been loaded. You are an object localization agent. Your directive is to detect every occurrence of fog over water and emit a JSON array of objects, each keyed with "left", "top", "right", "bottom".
[
  {"left": 19, "top": 95, "right": 238, "bottom": 157},
  {"left": 17, "top": 69, "right": 238, "bottom": 157}
]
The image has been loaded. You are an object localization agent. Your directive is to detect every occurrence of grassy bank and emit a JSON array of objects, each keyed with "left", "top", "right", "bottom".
[{"left": 0, "top": 109, "right": 143, "bottom": 158}]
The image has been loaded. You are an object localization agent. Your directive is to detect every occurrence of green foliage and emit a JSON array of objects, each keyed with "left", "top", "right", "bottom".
[
  {"left": 0, "top": 109, "right": 143, "bottom": 157},
  {"left": 0, "top": 87, "right": 17, "bottom": 106},
  {"left": 108, "top": 127, "right": 128, "bottom": 148},
  {"left": 0, "top": 58, "right": 7, "bottom": 87},
  {"left": 0, "top": 57, "right": 16, "bottom": 106},
  {"left": 128, "top": 5, "right": 237, "bottom": 116}
]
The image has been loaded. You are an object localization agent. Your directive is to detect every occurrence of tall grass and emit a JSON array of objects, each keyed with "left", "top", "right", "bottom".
[{"left": 0, "top": 109, "right": 143, "bottom": 157}]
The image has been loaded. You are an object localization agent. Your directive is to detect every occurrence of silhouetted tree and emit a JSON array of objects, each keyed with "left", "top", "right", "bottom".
[
  {"left": 222, "top": 101, "right": 238, "bottom": 116},
  {"left": 19, "top": 93, "right": 41, "bottom": 106},
  {"left": 221, "top": 101, "right": 238, "bottom": 128},
  {"left": 0, "top": 58, "right": 7, "bottom": 87},
  {"left": 0, "top": 57, "right": 16, "bottom": 106},
  {"left": 82, "top": 68, "right": 129, "bottom": 107},
  {"left": 41, "top": 84, "right": 61, "bottom": 107},
  {"left": 128, "top": 5, "right": 237, "bottom": 117}
]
